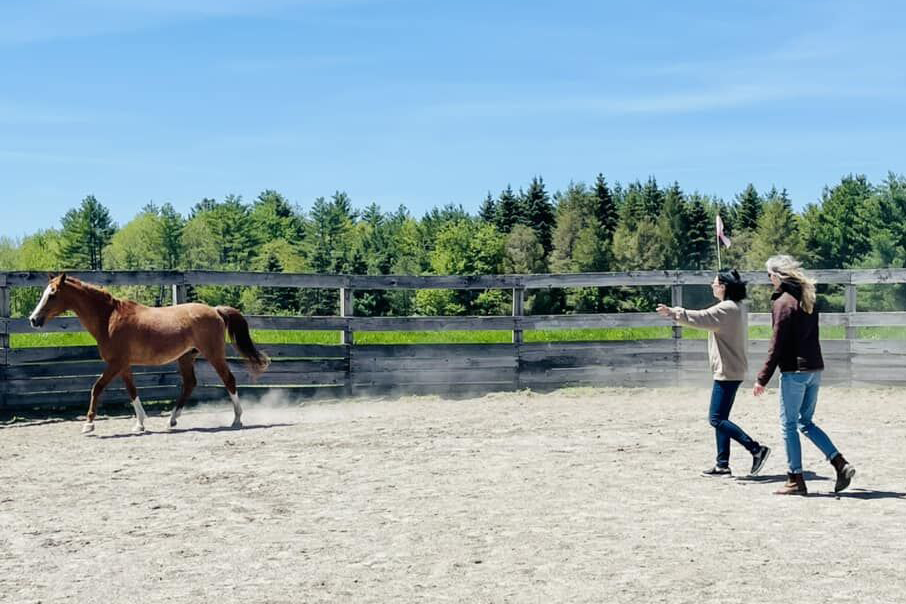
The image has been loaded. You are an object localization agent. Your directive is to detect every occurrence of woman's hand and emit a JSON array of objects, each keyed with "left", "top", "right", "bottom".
[
  {"left": 753, "top": 383, "right": 766, "bottom": 397},
  {"left": 656, "top": 304, "right": 678, "bottom": 319}
]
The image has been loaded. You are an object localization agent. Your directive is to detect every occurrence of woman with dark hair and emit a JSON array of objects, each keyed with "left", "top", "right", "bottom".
[{"left": 657, "top": 269, "right": 771, "bottom": 477}]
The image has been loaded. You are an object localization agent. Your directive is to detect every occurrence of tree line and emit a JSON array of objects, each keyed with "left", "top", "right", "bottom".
[{"left": 1, "top": 171, "right": 904, "bottom": 317}]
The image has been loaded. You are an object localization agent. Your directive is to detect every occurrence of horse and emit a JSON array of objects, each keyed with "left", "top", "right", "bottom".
[{"left": 28, "top": 274, "right": 270, "bottom": 434}]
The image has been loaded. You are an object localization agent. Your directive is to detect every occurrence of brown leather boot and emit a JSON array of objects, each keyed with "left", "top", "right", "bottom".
[
  {"left": 831, "top": 453, "right": 856, "bottom": 493},
  {"left": 774, "top": 472, "right": 807, "bottom": 496}
]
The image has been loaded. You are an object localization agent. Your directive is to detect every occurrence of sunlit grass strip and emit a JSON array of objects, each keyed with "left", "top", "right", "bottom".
[{"left": 6, "top": 324, "right": 882, "bottom": 348}]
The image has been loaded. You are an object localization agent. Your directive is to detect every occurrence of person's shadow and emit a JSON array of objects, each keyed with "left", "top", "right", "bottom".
[
  {"left": 812, "top": 488, "right": 906, "bottom": 500},
  {"left": 735, "top": 474, "right": 906, "bottom": 499},
  {"left": 735, "top": 471, "right": 829, "bottom": 484}
]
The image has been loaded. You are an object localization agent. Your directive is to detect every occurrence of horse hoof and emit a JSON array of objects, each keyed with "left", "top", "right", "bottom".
[
  {"left": 231, "top": 420, "right": 242, "bottom": 430},
  {"left": 169, "top": 419, "right": 177, "bottom": 429},
  {"left": 132, "top": 424, "right": 145, "bottom": 434},
  {"left": 81, "top": 422, "right": 95, "bottom": 434}
]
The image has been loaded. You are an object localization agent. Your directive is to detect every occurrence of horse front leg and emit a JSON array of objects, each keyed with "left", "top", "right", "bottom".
[{"left": 83, "top": 364, "right": 123, "bottom": 434}]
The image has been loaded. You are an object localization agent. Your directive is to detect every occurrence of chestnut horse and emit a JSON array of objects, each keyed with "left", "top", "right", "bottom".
[{"left": 28, "top": 274, "right": 270, "bottom": 434}]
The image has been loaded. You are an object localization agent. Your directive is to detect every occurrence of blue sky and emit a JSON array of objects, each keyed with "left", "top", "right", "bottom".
[{"left": 1, "top": 0, "right": 904, "bottom": 238}]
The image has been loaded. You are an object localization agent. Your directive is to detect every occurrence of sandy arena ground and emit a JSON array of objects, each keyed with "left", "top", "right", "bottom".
[{"left": 1, "top": 387, "right": 905, "bottom": 603}]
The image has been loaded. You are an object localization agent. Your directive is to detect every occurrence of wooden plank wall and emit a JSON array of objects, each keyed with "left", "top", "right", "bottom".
[{"left": 2, "top": 270, "right": 905, "bottom": 411}]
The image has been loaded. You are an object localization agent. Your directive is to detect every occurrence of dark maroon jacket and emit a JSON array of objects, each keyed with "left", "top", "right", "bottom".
[{"left": 756, "top": 280, "right": 825, "bottom": 386}]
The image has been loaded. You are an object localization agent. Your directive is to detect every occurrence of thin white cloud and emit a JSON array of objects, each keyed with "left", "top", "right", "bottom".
[
  {"left": 418, "top": 79, "right": 893, "bottom": 120},
  {"left": 0, "top": 0, "right": 387, "bottom": 45},
  {"left": 0, "top": 101, "right": 94, "bottom": 125},
  {"left": 220, "top": 54, "right": 372, "bottom": 73}
]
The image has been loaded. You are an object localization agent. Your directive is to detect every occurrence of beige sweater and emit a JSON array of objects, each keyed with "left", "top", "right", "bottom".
[{"left": 674, "top": 300, "right": 748, "bottom": 381}]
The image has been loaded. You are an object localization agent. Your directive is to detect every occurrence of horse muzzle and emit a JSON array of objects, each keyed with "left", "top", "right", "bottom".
[{"left": 29, "top": 316, "right": 45, "bottom": 328}]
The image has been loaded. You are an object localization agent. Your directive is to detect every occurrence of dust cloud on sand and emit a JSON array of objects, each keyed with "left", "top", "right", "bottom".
[{"left": 1, "top": 387, "right": 904, "bottom": 603}]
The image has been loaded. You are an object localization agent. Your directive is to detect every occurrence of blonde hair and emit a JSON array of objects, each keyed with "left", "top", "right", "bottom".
[{"left": 765, "top": 255, "right": 816, "bottom": 314}]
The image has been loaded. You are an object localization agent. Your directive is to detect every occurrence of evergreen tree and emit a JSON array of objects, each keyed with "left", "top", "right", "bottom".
[
  {"left": 59, "top": 195, "right": 116, "bottom": 270},
  {"left": 503, "top": 225, "right": 546, "bottom": 273},
  {"left": 802, "top": 175, "right": 875, "bottom": 268},
  {"left": 214, "top": 195, "right": 260, "bottom": 269},
  {"left": 619, "top": 181, "right": 646, "bottom": 229},
  {"left": 257, "top": 250, "right": 298, "bottom": 313},
  {"left": 422, "top": 203, "right": 470, "bottom": 246},
  {"left": 735, "top": 183, "right": 762, "bottom": 230},
  {"left": 494, "top": 185, "right": 522, "bottom": 233},
  {"left": 158, "top": 203, "right": 185, "bottom": 270},
  {"left": 190, "top": 197, "right": 218, "bottom": 217},
  {"left": 299, "top": 192, "right": 357, "bottom": 314},
  {"left": 747, "top": 199, "right": 805, "bottom": 268},
  {"left": 779, "top": 188, "right": 793, "bottom": 211},
  {"left": 641, "top": 176, "right": 663, "bottom": 218},
  {"left": 519, "top": 176, "right": 555, "bottom": 253},
  {"left": 250, "top": 189, "right": 303, "bottom": 242},
  {"left": 685, "top": 194, "right": 713, "bottom": 270},
  {"left": 478, "top": 192, "right": 497, "bottom": 223},
  {"left": 594, "top": 173, "right": 618, "bottom": 238},
  {"left": 548, "top": 182, "right": 597, "bottom": 272},
  {"left": 657, "top": 182, "right": 688, "bottom": 269}
]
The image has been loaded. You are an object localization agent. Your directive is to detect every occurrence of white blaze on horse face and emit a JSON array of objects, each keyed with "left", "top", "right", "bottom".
[{"left": 29, "top": 284, "right": 53, "bottom": 326}]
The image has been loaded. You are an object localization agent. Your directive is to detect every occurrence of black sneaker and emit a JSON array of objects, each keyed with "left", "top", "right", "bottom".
[
  {"left": 701, "top": 465, "right": 732, "bottom": 477},
  {"left": 750, "top": 445, "right": 771, "bottom": 476}
]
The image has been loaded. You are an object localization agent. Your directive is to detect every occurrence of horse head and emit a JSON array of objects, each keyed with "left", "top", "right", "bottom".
[{"left": 29, "top": 273, "right": 70, "bottom": 328}]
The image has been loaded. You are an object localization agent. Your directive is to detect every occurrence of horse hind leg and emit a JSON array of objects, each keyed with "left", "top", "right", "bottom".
[
  {"left": 121, "top": 368, "right": 147, "bottom": 433},
  {"left": 169, "top": 350, "right": 198, "bottom": 429},
  {"left": 207, "top": 354, "right": 242, "bottom": 429}
]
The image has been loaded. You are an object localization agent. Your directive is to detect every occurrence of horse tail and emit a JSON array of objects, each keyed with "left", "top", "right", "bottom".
[{"left": 216, "top": 306, "right": 270, "bottom": 377}]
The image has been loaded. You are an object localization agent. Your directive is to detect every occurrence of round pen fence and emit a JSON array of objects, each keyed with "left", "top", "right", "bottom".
[{"left": 1, "top": 269, "right": 906, "bottom": 410}]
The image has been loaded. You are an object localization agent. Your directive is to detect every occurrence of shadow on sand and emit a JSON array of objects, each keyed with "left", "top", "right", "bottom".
[
  {"left": 735, "top": 471, "right": 830, "bottom": 484},
  {"left": 812, "top": 488, "right": 906, "bottom": 500},
  {"left": 96, "top": 422, "right": 296, "bottom": 439}
]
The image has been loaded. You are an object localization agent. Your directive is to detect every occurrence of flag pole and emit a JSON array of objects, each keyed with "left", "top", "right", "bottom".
[
  {"left": 715, "top": 215, "right": 722, "bottom": 270},
  {"left": 716, "top": 234, "right": 722, "bottom": 270}
]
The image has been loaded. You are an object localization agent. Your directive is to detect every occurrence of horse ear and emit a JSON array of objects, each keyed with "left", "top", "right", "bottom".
[{"left": 59, "top": 273, "right": 67, "bottom": 285}]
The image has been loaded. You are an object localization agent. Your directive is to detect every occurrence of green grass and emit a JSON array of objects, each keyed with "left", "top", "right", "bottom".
[{"left": 14, "top": 324, "right": 895, "bottom": 348}]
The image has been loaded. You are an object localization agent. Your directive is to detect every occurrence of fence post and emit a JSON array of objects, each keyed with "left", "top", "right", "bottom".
[
  {"left": 1, "top": 277, "right": 9, "bottom": 410},
  {"left": 512, "top": 287, "right": 525, "bottom": 391},
  {"left": 512, "top": 288, "right": 524, "bottom": 345},
  {"left": 172, "top": 283, "right": 187, "bottom": 306},
  {"left": 844, "top": 283, "right": 857, "bottom": 387},
  {"left": 340, "top": 287, "right": 354, "bottom": 346},
  {"left": 671, "top": 283, "right": 683, "bottom": 387},
  {"left": 340, "top": 287, "right": 354, "bottom": 396}
]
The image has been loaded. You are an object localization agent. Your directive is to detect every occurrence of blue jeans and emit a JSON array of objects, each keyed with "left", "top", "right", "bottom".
[
  {"left": 709, "top": 380, "right": 760, "bottom": 468},
  {"left": 779, "top": 371, "right": 839, "bottom": 473}
]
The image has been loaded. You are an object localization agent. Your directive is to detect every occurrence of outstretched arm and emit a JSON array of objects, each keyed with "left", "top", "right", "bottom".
[{"left": 656, "top": 303, "right": 729, "bottom": 332}]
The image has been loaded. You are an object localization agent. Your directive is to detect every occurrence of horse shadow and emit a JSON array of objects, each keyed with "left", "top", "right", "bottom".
[{"left": 96, "top": 422, "right": 296, "bottom": 439}]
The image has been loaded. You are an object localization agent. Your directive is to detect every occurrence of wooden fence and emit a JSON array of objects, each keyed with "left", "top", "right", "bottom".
[{"left": 2, "top": 269, "right": 906, "bottom": 410}]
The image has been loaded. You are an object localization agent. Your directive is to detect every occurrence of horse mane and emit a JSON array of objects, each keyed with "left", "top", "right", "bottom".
[{"left": 64, "top": 277, "right": 119, "bottom": 306}]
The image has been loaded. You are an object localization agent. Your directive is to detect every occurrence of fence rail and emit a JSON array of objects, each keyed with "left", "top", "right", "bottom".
[{"left": 1, "top": 269, "right": 905, "bottom": 410}]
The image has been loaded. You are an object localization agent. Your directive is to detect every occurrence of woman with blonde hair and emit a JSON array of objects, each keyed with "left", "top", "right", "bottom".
[{"left": 753, "top": 254, "right": 856, "bottom": 495}]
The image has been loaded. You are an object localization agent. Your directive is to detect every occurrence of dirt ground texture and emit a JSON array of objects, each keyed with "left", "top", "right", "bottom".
[{"left": 1, "top": 387, "right": 904, "bottom": 604}]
